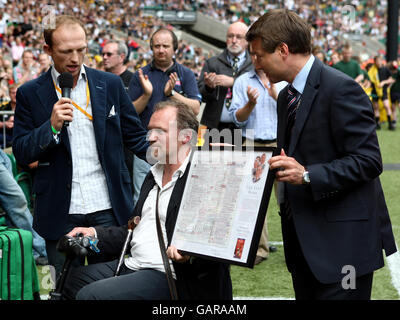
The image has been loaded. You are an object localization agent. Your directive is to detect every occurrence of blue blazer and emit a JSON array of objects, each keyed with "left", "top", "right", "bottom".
[
  {"left": 13, "top": 67, "right": 149, "bottom": 240},
  {"left": 277, "top": 58, "right": 397, "bottom": 283}
]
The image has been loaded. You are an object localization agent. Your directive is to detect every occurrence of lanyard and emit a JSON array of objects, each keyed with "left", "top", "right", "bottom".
[{"left": 53, "top": 80, "right": 92, "bottom": 121}]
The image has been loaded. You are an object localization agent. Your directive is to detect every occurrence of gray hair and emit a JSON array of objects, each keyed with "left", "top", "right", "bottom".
[{"left": 106, "top": 40, "right": 128, "bottom": 57}]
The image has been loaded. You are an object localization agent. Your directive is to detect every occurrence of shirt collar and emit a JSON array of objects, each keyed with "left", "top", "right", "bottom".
[
  {"left": 151, "top": 150, "right": 192, "bottom": 188},
  {"left": 291, "top": 55, "right": 315, "bottom": 94},
  {"left": 150, "top": 59, "right": 177, "bottom": 73},
  {"left": 51, "top": 64, "right": 87, "bottom": 87}
]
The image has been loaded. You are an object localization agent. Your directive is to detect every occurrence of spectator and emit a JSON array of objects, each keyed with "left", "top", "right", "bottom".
[
  {"left": 128, "top": 27, "right": 201, "bottom": 205},
  {"left": 198, "top": 21, "right": 253, "bottom": 142},
  {"left": 11, "top": 36, "right": 24, "bottom": 65},
  {"left": 388, "top": 60, "right": 400, "bottom": 130},
  {"left": 102, "top": 40, "right": 133, "bottom": 91},
  {"left": 0, "top": 148, "right": 48, "bottom": 265},
  {"left": 368, "top": 55, "right": 394, "bottom": 130},
  {"left": 102, "top": 39, "right": 135, "bottom": 199},
  {"left": 333, "top": 43, "right": 364, "bottom": 84},
  {"left": 229, "top": 57, "right": 287, "bottom": 265},
  {"left": 38, "top": 52, "right": 52, "bottom": 75},
  {"left": 0, "top": 83, "right": 17, "bottom": 148},
  {"left": 13, "top": 49, "right": 38, "bottom": 84},
  {"left": 0, "top": 12, "right": 7, "bottom": 48}
]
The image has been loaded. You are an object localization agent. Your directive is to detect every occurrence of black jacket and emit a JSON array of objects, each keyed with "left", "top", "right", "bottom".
[
  {"left": 95, "top": 164, "right": 233, "bottom": 300},
  {"left": 198, "top": 49, "right": 253, "bottom": 129},
  {"left": 278, "top": 58, "right": 397, "bottom": 283}
]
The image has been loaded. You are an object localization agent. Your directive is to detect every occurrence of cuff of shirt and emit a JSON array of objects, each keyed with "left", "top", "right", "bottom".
[
  {"left": 230, "top": 108, "right": 247, "bottom": 127},
  {"left": 90, "top": 227, "right": 98, "bottom": 238}
]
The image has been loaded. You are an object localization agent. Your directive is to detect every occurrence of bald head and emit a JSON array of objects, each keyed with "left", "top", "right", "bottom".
[{"left": 226, "top": 22, "right": 248, "bottom": 56}]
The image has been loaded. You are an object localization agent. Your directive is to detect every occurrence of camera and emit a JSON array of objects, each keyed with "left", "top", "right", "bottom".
[{"left": 56, "top": 233, "right": 99, "bottom": 259}]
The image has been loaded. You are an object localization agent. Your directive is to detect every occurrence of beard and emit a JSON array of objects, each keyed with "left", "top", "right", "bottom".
[{"left": 227, "top": 44, "right": 244, "bottom": 55}]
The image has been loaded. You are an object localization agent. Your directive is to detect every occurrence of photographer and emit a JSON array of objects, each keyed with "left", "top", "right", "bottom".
[{"left": 61, "top": 100, "right": 232, "bottom": 300}]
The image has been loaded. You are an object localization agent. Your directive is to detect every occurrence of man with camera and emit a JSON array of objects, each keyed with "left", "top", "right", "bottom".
[{"left": 61, "top": 100, "right": 232, "bottom": 300}]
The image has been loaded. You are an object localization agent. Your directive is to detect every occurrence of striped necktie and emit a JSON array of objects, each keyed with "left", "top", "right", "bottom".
[{"left": 284, "top": 84, "right": 301, "bottom": 150}]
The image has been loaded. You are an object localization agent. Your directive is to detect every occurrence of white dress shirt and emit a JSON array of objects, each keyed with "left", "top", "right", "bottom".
[
  {"left": 124, "top": 154, "right": 191, "bottom": 278},
  {"left": 51, "top": 66, "right": 112, "bottom": 215}
]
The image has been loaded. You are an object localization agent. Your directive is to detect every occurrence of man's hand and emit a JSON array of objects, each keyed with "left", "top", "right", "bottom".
[
  {"left": 268, "top": 149, "right": 306, "bottom": 185},
  {"left": 213, "top": 74, "right": 234, "bottom": 88},
  {"left": 164, "top": 72, "right": 178, "bottom": 97},
  {"left": 5, "top": 116, "right": 14, "bottom": 129},
  {"left": 50, "top": 98, "right": 74, "bottom": 131},
  {"left": 247, "top": 86, "right": 259, "bottom": 107},
  {"left": 203, "top": 72, "right": 217, "bottom": 89},
  {"left": 166, "top": 245, "right": 190, "bottom": 263},
  {"left": 67, "top": 227, "right": 96, "bottom": 238},
  {"left": 138, "top": 68, "right": 153, "bottom": 97}
]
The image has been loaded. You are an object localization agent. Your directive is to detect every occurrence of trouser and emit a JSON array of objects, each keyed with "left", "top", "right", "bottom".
[
  {"left": 281, "top": 206, "right": 373, "bottom": 300},
  {"left": 0, "top": 149, "right": 47, "bottom": 259},
  {"left": 46, "top": 209, "right": 118, "bottom": 280},
  {"left": 63, "top": 259, "right": 171, "bottom": 300}
]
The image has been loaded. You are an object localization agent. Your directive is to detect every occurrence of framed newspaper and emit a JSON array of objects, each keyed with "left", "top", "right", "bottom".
[{"left": 171, "top": 146, "right": 276, "bottom": 268}]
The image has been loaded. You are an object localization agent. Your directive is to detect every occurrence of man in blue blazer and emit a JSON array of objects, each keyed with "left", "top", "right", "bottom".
[
  {"left": 12, "top": 15, "right": 148, "bottom": 276},
  {"left": 247, "top": 9, "right": 397, "bottom": 299}
]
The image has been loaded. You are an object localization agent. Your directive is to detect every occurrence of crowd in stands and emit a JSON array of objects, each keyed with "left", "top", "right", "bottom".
[
  {"left": 0, "top": 1, "right": 397, "bottom": 286},
  {"left": 0, "top": 0, "right": 397, "bottom": 146}
]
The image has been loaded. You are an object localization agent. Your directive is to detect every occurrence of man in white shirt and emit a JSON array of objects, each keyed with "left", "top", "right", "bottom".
[
  {"left": 62, "top": 100, "right": 232, "bottom": 300},
  {"left": 13, "top": 15, "right": 148, "bottom": 279}
]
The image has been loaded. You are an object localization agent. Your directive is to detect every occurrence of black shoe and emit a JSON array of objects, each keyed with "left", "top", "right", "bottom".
[
  {"left": 389, "top": 121, "right": 396, "bottom": 131},
  {"left": 269, "top": 246, "right": 277, "bottom": 253},
  {"left": 376, "top": 122, "right": 381, "bottom": 130}
]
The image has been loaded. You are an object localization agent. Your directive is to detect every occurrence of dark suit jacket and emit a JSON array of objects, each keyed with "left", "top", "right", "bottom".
[
  {"left": 95, "top": 164, "right": 233, "bottom": 300},
  {"left": 277, "top": 58, "right": 397, "bottom": 284},
  {"left": 12, "top": 67, "right": 149, "bottom": 240},
  {"left": 198, "top": 49, "right": 253, "bottom": 129}
]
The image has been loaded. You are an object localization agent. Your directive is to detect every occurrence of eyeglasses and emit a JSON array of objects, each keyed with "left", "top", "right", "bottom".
[
  {"left": 102, "top": 52, "right": 117, "bottom": 57},
  {"left": 227, "top": 34, "right": 246, "bottom": 40}
]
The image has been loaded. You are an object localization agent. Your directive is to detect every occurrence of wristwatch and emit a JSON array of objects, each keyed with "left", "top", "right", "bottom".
[
  {"left": 167, "top": 89, "right": 176, "bottom": 97},
  {"left": 302, "top": 170, "right": 310, "bottom": 185}
]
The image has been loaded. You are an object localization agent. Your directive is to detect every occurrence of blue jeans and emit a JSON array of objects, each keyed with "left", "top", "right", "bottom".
[
  {"left": 132, "top": 155, "right": 151, "bottom": 206},
  {"left": 0, "top": 149, "right": 47, "bottom": 259}
]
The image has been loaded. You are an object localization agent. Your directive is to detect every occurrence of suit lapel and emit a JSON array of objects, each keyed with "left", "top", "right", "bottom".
[
  {"left": 86, "top": 67, "right": 107, "bottom": 155},
  {"left": 37, "top": 70, "right": 72, "bottom": 155},
  {"left": 37, "top": 70, "right": 58, "bottom": 119},
  {"left": 288, "top": 59, "right": 321, "bottom": 155}
]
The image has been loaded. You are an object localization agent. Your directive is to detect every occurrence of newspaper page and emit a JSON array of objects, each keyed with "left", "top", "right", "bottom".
[{"left": 171, "top": 149, "right": 273, "bottom": 265}]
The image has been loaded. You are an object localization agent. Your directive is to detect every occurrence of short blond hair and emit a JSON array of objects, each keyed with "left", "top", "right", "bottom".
[{"left": 43, "top": 15, "right": 86, "bottom": 48}]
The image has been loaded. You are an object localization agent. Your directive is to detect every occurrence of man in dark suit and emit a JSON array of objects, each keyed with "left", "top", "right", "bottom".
[
  {"left": 12, "top": 15, "right": 148, "bottom": 277},
  {"left": 246, "top": 9, "right": 397, "bottom": 299},
  {"left": 62, "top": 100, "right": 232, "bottom": 300}
]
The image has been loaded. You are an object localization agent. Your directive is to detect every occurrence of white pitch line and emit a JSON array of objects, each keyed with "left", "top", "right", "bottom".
[
  {"left": 269, "top": 241, "right": 283, "bottom": 246},
  {"left": 386, "top": 245, "right": 400, "bottom": 298}
]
